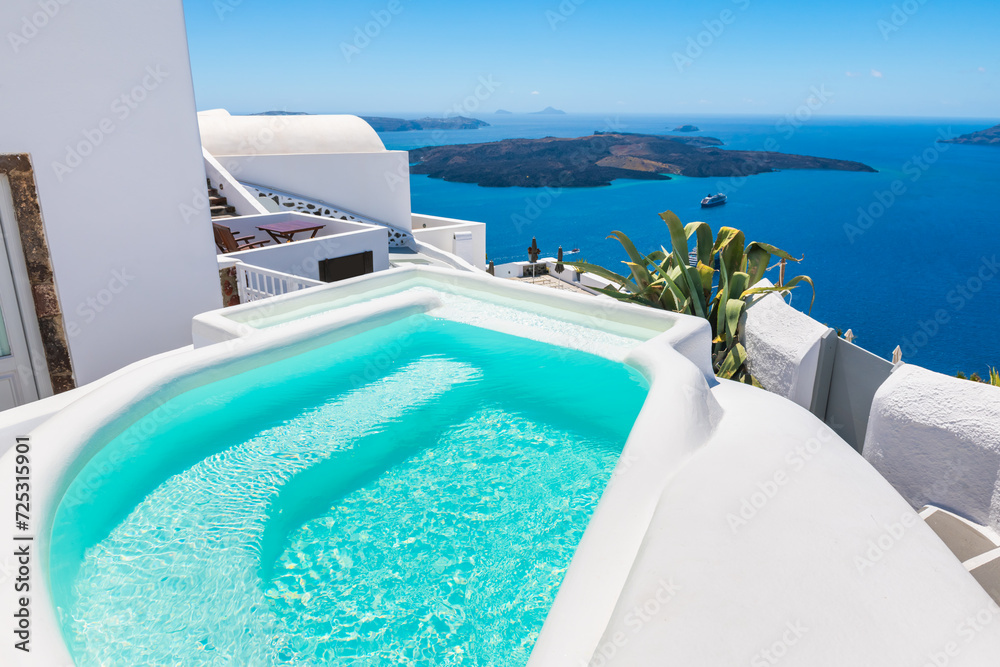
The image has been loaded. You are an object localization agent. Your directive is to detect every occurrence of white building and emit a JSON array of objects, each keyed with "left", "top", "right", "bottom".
[{"left": 1, "top": 1, "right": 999, "bottom": 665}]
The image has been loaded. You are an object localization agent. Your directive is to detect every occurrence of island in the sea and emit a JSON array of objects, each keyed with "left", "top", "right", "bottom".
[
  {"left": 530, "top": 106, "right": 566, "bottom": 115},
  {"left": 361, "top": 116, "right": 490, "bottom": 131},
  {"left": 409, "top": 132, "right": 877, "bottom": 188},
  {"left": 673, "top": 124, "right": 700, "bottom": 132},
  {"left": 939, "top": 124, "right": 1000, "bottom": 146},
  {"left": 495, "top": 109, "right": 513, "bottom": 115}
]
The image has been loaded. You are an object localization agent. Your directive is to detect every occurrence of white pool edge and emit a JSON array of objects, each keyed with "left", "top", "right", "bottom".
[{"left": 1, "top": 268, "right": 715, "bottom": 666}]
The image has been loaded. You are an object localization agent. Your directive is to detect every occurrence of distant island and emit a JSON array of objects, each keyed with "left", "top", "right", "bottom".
[
  {"left": 939, "top": 124, "right": 1000, "bottom": 146},
  {"left": 530, "top": 106, "right": 566, "bottom": 115},
  {"left": 361, "top": 116, "right": 490, "bottom": 132},
  {"left": 409, "top": 132, "right": 876, "bottom": 188},
  {"left": 495, "top": 109, "right": 513, "bottom": 115},
  {"left": 673, "top": 125, "right": 700, "bottom": 132},
  {"left": 248, "top": 112, "right": 489, "bottom": 131}
]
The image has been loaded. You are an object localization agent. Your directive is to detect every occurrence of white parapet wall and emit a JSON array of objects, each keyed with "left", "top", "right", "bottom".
[
  {"left": 198, "top": 111, "right": 412, "bottom": 232},
  {"left": 741, "top": 280, "right": 831, "bottom": 410},
  {"left": 411, "top": 213, "right": 487, "bottom": 269},
  {"left": 864, "top": 364, "right": 1000, "bottom": 532},
  {"left": 223, "top": 213, "right": 390, "bottom": 282}
]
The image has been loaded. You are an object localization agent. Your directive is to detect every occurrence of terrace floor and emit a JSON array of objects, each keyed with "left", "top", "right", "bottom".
[{"left": 511, "top": 274, "right": 593, "bottom": 295}]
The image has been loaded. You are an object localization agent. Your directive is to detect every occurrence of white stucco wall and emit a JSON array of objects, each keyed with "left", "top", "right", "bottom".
[
  {"left": 226, "top": 222, "right": 390, "bottom": 282},
  {"left": 864, "top": 364, "right": 1000, "bottom": 532},
  {"left": 411, "top": 214, "right": 487, "bottom": 270},
  {"left": 742, "top": 280, "right": 830, "bottom": 409},
  {"left": 0, "top": 0, "right": 221, "bottom": 385},
  {"left": 215, "top": 152, "right": 413, "bottom": 232}
]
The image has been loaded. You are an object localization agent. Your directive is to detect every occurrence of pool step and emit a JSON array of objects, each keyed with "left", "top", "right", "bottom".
[{"left": 920, "top": 505, "right": 1000, "bottom": 604}]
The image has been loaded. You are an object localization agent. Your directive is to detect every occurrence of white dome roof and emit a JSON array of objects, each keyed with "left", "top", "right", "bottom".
[{"left": 198, "top": 110, "right": 386, "bottom": 156}]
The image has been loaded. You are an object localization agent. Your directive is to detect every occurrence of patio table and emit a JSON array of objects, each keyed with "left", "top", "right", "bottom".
[{"left": 256, "top": 220, "right": 326, "bottom": 244}]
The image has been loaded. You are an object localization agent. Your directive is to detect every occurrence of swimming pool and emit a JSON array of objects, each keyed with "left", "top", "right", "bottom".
[
  {"left": 7, "top": 267, "right": 1000, "bottom": 667},
  {"left": 49, "top": 316, "right": 648, "bottom": 665}
]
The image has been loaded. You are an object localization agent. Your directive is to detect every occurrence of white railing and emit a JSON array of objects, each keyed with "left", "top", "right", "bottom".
[{"left": 235, "top": 263, "right": 323, "bottom": 302}]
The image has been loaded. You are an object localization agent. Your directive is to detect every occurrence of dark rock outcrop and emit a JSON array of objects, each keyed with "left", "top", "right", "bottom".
[{"left": 409, "top": 132, "right": 876, "bottom": 188}]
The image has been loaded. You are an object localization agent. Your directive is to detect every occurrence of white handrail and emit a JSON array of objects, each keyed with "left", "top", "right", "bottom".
[{"left": 234, "top": 262, "right": 323, "bottom": 302}]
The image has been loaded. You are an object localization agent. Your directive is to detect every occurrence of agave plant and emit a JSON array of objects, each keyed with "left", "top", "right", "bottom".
[
  {"left": 957, "top": 368, "right": 1000, "bottom": 387},
  {"left": 564, "top": 211, "right": 813, "bottom": 382}
]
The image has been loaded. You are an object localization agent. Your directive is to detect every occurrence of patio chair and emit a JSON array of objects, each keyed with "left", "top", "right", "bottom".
[{"left": 213, "top": 223, "right": 270, "bottom": 253}]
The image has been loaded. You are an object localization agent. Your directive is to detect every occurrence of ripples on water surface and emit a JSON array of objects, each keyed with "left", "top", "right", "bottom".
[{"left": 50, "top": 316, "right": 648, "bottom": 665}]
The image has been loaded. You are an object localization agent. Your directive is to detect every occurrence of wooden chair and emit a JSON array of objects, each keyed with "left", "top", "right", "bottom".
[{"left": 213, "top": 223, "right": 270, "bottom": 253}]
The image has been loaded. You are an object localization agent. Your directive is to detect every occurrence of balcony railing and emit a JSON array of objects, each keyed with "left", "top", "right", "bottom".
[{"left": 235, "top": 262, "right": 322, "bottom": 302}]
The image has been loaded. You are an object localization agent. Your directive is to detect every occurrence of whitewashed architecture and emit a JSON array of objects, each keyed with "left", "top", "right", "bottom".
[{"left": 1, "top": 1, "right": 1000, "bottom": 665}]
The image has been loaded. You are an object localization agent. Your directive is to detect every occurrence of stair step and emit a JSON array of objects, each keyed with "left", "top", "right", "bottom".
[
  {"left": 210, "top": 205, "right": 236, "bottom": 215},
  {"left": 209, "top": 196, "right": 227, "bottom": 206},
  {"left": 920, "top": 506, "right": 1000, "bottom": 563}
]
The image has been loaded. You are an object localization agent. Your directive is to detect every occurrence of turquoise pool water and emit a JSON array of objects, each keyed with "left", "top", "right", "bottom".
[{"left": 50, "top": 316, "right": 648, "bottom": 665}]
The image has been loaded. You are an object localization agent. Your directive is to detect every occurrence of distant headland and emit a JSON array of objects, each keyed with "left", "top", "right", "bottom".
[
  {"left": 939, "top": 124, "right": 1000, "bottom": 147},
  {"left": 409, "top": 132, "right": 876, "bottom": 188},
  {"left": 672, "top": 125, "right": 700, "bottom": 132},
  {"left": 361, "top": 116, "right": 490, "bottom": 131},
  {"left": 250, "top": 112, "right": 490, "bottom": 132},
  {"left": 530, "top": 107, "right": 567, "bottom": 115}
]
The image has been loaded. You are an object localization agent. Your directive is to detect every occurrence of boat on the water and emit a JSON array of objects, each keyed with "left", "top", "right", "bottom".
[
  {"left": 566, "top": 248, "right": 580, "bottom": 254},
  {"left": 701, "top": 193, "right": 727, "bottom": 208}
]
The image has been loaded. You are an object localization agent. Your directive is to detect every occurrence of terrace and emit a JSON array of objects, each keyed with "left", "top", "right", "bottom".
[{"left": 1, "top": 3, "right": 999, "bottom": 665}]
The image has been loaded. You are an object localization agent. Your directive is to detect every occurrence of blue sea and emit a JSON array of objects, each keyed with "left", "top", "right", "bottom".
[{"left": 377, "top": 114, "right": 1000, "bottom": 376}]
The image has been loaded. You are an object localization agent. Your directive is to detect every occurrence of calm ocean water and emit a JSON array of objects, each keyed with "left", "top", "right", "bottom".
[{"left": 378, "top": 114, "right": 1000, "bottom": 376}]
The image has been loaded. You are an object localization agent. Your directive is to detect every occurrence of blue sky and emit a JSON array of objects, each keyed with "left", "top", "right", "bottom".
[{"left": 183, "top": 0, "right": 999, "bottom": 118}]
